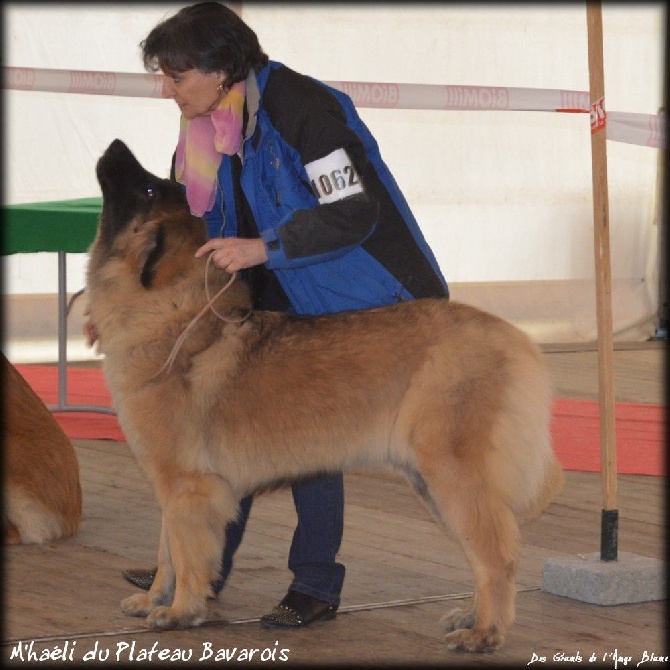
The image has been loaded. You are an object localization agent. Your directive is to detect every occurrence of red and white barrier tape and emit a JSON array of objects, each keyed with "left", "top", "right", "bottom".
[
  {"left": 4, "top": 67, "right": 164, "bottom": 98},
  {"left": 3, "top": 67, "right": 664, "bottom": 149}
]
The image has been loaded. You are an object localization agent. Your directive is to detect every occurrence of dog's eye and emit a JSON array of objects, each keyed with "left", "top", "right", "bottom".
[{"left": 147, "top": 186, "right": 155, "bottom": 198}]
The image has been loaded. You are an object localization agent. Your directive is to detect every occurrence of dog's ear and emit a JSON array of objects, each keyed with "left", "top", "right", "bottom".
[{"left": 138, "top": 224, "right": 166, "bottom": 288}]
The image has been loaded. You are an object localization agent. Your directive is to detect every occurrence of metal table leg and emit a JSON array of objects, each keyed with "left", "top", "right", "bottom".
[{"left": 47, "top": 250, "right": 116, "bottom": 415}]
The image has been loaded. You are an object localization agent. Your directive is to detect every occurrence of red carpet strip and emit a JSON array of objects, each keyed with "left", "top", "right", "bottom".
[{"left": 14, "top": 365, "right": 666, "bottom": 476}]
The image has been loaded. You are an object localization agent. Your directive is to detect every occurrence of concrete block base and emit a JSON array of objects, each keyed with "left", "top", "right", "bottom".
[{"left": 542, "top": 551, "right": 666, "bottom": 605}]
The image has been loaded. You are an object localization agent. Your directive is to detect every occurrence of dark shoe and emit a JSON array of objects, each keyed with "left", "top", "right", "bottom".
[
  {"left": 122, "top": 567, "right": 223, "bottom": 598},
  {"left": 260, "top": 590, "right": 338, "bottom": 628},
  {"left": 123, "top": 568, "right": 156, "bottom": 591}
]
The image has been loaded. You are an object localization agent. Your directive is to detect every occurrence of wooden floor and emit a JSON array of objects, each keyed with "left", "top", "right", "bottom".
[{"left": 3, "top": 345, "right": 667, "bottom": 666}]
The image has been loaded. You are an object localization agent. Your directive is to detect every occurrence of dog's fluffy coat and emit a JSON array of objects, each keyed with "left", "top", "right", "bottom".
[
  {"left": 86, "top": 139, "right": 563, "bottom": 652},
  {"left": 3, "top": 353, "right": 82, "bottom": 544}
]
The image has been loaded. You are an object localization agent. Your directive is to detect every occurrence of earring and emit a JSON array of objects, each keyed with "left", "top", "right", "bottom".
[{"left": 217, "top": 82, "right": 225, "bottom": 93}]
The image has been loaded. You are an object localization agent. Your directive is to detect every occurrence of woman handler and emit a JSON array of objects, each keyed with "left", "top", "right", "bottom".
[{"left": 121, "top": 1, "right": 449, "bottom": 628}]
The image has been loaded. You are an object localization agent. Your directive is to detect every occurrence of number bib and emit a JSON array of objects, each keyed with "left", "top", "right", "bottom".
[{"left": 305, "top": 148, "right": 363, "bottom": 204}]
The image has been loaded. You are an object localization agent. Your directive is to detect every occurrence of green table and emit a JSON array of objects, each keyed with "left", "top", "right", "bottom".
[
  {"left": 3, "top": 197, "right": 114, "bottom": 414},
  {"left": 3, "top": 197, "right": 102, "bottom": 254}
]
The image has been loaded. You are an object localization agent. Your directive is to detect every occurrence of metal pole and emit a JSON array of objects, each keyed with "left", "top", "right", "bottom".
[{"left": 57, "top": 251, "right": 68, "bottom": 411}]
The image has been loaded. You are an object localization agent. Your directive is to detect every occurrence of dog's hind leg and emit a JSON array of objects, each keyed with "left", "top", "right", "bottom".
[
  {"left": 410, "top": 457, "right": 520, "bottom": 653},
  {"left": 142, "top": 473, "right": 237, "bottom": 630},
  {"left": 440, "top": 495, "right": 519, "bottom": 652},
  {"left": 122, "top": 517, "right": 175, "bottom": 617}
]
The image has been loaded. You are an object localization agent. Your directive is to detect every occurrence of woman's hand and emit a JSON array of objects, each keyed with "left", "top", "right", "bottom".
[{"left": 194, "top": 237, "right": 269, "bottom": 273}]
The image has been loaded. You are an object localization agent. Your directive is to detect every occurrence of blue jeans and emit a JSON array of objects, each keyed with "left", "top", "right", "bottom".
[{"left": 217, "top": 473, "right": 345, "bottom": 607}]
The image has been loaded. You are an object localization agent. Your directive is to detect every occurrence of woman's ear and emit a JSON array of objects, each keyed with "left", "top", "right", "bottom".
[{"left": 210, "top": 71, "right": 228, "bottom": 90}]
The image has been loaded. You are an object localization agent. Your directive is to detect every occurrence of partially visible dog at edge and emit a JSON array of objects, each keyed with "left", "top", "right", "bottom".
[
  {"left": 86, "top": 139, "right": 564, "bottom": 653},
  {"left": 3, "top": 352, "right": 82, "bottom": 544}
]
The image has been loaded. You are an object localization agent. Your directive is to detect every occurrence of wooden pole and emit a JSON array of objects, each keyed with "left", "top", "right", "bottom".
[{"left": 586, "top": 1, "right": 618, "bottom": 561}]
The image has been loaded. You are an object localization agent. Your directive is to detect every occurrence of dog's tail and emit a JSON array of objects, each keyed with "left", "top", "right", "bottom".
[
  {"left": 4, "top": 484, "right": 80, "bottom": 544},
  {"left": 517, "top": 456, "right": 564, "bottom": 525},
  {"left": 487, "top": 340, "right": 564, "bottom": 525},
  {"left": 3, "top": 353, "right": 83, "bottom": 545}
]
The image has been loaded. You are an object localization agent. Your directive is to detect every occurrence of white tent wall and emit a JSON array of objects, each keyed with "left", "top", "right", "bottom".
[{"left": 3, "top": 3, "right": 665, "bottom": 362}]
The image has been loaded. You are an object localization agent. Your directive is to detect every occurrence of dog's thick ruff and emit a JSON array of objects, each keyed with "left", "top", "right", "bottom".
[{"left": 87, "top": 139, "right": 564, "bottom": 652}]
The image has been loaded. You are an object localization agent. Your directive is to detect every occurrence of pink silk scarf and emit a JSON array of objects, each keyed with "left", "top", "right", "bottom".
[{"left": 174, "top": 80, "right": 246, "bottom": 216}]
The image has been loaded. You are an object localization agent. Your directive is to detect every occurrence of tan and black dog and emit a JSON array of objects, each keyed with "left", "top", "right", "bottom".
[
  {"left": 86, "top": 139, "right": 563, "bottom": 652},
  {"left": 3, "top": 352, "right": 82, "bottom": 544}
]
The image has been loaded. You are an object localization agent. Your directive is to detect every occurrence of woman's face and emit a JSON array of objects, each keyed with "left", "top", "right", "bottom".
[{"left": 161, "top": 67, "right": 227, "bottom": 119}]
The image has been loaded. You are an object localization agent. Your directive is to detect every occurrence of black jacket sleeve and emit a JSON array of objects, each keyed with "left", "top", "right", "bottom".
[{"left": 262, "top": 65, "right": 380, "bottom": 262}]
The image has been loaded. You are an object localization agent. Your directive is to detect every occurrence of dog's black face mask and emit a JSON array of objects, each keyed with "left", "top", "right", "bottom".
[{"left": 96, "top": 139, "right": 188, "bottom": 249}]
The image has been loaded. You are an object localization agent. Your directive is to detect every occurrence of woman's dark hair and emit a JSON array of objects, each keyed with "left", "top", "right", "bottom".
[{"left": 140, "top": 2, "right": 268, "bottom": 86}]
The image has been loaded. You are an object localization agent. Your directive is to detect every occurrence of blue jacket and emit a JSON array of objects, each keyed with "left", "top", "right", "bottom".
[{"left": 203, "top": 61, "right": 448, "bottom": 316}]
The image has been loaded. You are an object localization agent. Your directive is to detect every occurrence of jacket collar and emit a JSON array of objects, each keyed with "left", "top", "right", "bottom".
[{"left": 243, "top": 67, "right": 261, "bottom": 142}]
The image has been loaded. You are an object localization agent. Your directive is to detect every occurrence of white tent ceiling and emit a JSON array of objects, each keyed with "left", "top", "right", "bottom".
[{"left": 3, "top": 3, "right": 666, "bottom": 355}]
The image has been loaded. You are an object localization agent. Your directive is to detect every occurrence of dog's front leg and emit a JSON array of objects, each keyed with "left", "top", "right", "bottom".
[
  {"left": 122, "top": 516, "right": 175, "bottom": 617},
  {"left": 145, "top": 473, "right": 237, "bottom": 630}
]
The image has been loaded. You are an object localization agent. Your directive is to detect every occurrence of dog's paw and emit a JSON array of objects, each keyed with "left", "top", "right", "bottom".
[
  {"left": 121, "top": 593, "right": 154, "bottom": 618},
  {"left": 146, "top": 605, "right": 206, "bottom": 631},
  {"left": 444, "top": 626, "right": 504, "bottom": 653},
  {"left": 441, "top": 607, "right": 475, "bottom": 632}
]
